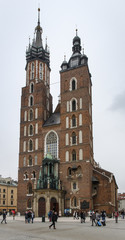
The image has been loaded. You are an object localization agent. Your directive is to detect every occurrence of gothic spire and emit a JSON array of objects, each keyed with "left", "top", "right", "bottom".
[
  {"left": 35, "top": 8, "right": 43, "bottom": 47},
  {"left": 26, "top": 8, "right": 50, "bottom": 68}
]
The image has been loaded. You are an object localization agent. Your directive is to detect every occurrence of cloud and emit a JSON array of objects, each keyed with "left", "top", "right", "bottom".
[{"left": 109, "top": 90, "right": 125, "bottom": 113}]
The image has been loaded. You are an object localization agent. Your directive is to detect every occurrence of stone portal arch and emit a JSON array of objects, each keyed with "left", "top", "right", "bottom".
[
  {"left": 38, "top": 197, "right": 46, "bottom": 217},
  {"left": 50, "top": 197, "right": 59, "bottom": 214}
]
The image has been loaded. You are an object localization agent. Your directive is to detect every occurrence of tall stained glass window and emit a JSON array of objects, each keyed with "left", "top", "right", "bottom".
[{"left": 46, "top": 132, "right": 57, "bottom": 159}]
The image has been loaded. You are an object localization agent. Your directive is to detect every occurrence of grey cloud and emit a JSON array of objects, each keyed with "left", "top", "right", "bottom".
[{"left": 109, "top": 91, "right": 125, "bottom": 113}]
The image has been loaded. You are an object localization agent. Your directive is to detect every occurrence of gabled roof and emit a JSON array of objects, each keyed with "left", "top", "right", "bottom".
[
  {"left": 93, "top": 166, "right": 118, "bottom": 189},
  {"left": 43, "top": 113, "right": 60, "bottom": 127}
]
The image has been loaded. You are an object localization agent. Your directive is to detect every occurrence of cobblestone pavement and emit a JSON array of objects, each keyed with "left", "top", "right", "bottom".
[{"left": 0, "top": 217, "right": 125, "bottom": 240}]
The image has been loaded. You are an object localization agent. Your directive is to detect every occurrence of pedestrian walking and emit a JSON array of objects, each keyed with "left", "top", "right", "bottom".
[
  {"left": 31, "top": 211, "right": 35, "bottom": 223},
  {"left": 27, "top": 210, "right": 31, "bottom": 223},
  {"left": 101, "top": 210, "right": 106, "bottom": 226},
  {"left": 91, "top": 211, "right": 96, "bottom": 226},
  {"left": 12, "top": 210, "right": 16, "bottom": 220},
  {"left": 55, "top": 212, "right": 58, "bottom": 222},
  {"left": 114, "top": 210, "right": 119, "bottom": 223},
  {"left": 25, "top": 211, "right": 28, "bottom": 223},
  {"left": 80, "top": 210, "right": 84, "bottom": 223},
  {"left": 48, "top": 210, "right": 52, "bottom": 222},
  {"left": 49, "top": 211, "right": 56, "bottom": 229},
  {"left": 121, "top": 209, "right": 125, "bottom": 219},
  {"left": 80, "top": 210, "right": 86, "bottom": 223},
  {"left": 1, "top": 211, "right": 7, "bottom": 224}
]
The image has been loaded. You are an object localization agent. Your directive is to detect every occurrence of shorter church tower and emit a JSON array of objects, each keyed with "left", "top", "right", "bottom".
[{"left": 60, "top": 30, "right": 94, "bottom": 210}]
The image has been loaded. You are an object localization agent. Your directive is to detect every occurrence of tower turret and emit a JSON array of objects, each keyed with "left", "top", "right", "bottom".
[{"left": 61, "top": 30, "right": 88, "bottom": 71}]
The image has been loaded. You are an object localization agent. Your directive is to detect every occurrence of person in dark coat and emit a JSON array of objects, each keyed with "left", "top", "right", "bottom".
[
  {"left": 91, "top": 211, "right": 96, "bottom": 226},
  {"left": 25, "top": 211, "right": 28, "bottom": 223},
  {"left": 80, "top": 210, "right": 84, "bottom": 223},
  {"left": 1, "top": 211, "right": 7, "bottom": 224},
  {"left": 80, "top": 211, "right": 86, "bottom": 223},
  {"left": 101, "top": 210, "right": 106, "bottom": 226},
  {"left": 27, "top": 210, "right": 31, "bottom": 223},
  {"left": 49, "top": 211, "right": 56, "bottom": 229}
]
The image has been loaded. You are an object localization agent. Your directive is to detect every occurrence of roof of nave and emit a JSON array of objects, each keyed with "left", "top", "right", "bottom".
[{"left": 43, "top": 112, "right": 60, "bottom": 127}]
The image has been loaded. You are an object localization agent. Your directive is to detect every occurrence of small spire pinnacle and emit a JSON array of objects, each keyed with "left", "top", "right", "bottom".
[
  {"left": 29, "top": 37, "right": 31, "bottom": 47},
  {"left": 76, "top": 28, "right": 78, "bottom": 36},
  {"left": 38, "top": 8, "right": 40, "bottom": 25},
  {"left": 45, "top": 37, "right": 48, "bottom": 51},
  {"left": 64, "top": 54, "right": 66, "bottom": 61}
]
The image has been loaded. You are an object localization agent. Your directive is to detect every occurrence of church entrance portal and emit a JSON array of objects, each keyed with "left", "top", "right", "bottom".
[
  {"left": 38, "top": 197, "right": 46, "bottom": 217},
  {"left": 50, "top": 197, "right": 59, "bottom": 214}
]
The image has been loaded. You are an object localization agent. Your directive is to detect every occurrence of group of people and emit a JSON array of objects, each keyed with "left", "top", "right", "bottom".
[
  {"left": 73, "top": 210, "right": 106, "bottom": 226},
  {"left": 90, "top": 210, "right": 106, "bottom": 226},
  {"left": 25, "top": 210, "right": 35, "bottom": 223},
  {"left": 1, "top": 208, "right": 124, "bottom": 228},
  {"left": 1, "top": 210, "right": 16, "bottom": 224},
  {"left": 73, "top": 210, "right": 86, "bottom": 223}
]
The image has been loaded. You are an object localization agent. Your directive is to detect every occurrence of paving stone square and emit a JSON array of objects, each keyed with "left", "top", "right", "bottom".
[{"left": 0, "top": 217, "right": 125, "bottom": 240}]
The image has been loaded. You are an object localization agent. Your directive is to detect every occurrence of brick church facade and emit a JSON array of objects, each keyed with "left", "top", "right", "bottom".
[{"left": 17, "top": 9, "right": 118, "bottom": 216}]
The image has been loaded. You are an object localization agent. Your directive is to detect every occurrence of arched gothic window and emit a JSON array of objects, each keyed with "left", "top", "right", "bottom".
[
  {"left": 73, "top": 182, "right": 76, "bottom": 190},
  {"left": 24, "top": 172, "right": 28, "bottom": 180},
  {"left": 27, "top": 183, "right": 32, "bottom": 194},
  {"left": 32, "top": 171, "right": 36, "bottom": 178},
  {"left": 31, "top": 63, "right": 34, "bottom": 79},
  {"left": 72, "top": 132, "right": 76, "bottom": 145},
  {"left": 29, "top": 155, "right": 32, "bottom": 166},
  {"left": 39, "top": 63, "right": 42, "bottom": 80},
  {"left": 72, "top": 79, "right": 76, "bottom": 90},
  {"left": 46, "top": 131, "right": 57, "bottom": 159},
  {"left": 29, "top": 109, "right": 33, "bottom": 121},
  {"left": 68, "top": 167, "right": 72, "bottom": 176},
  {"left": 72, "top": 150, "right": 76, "bottom": 161},
  {"left": 29, "top": 96, "right": 34, "bottom": 106},
  {"left": 29, "top": 139, "right": 33, "bottom": 151},
  {"left": 72, "top": 100, "right": 76, "bottom": 111},
  {"left": 70, "top": 78, "right": 77, "bottom": 91},
  {"left": 29, "top": 125, "right": 33, "bottom": 136},
  {"left": 30, "top": 83, "right": 34, "bottom": 93},
  {"left": 72, "top": 115, "right": 76, "bottom": 127}
]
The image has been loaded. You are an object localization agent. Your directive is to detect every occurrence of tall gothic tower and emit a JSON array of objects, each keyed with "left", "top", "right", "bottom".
[{"left": 17, "top": 9, "right": 53, "bottom": 213}]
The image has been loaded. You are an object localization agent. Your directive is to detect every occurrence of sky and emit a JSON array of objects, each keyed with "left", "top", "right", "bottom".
[{"left": 0, "top": 0, "right": 125, "bottom": 193}]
